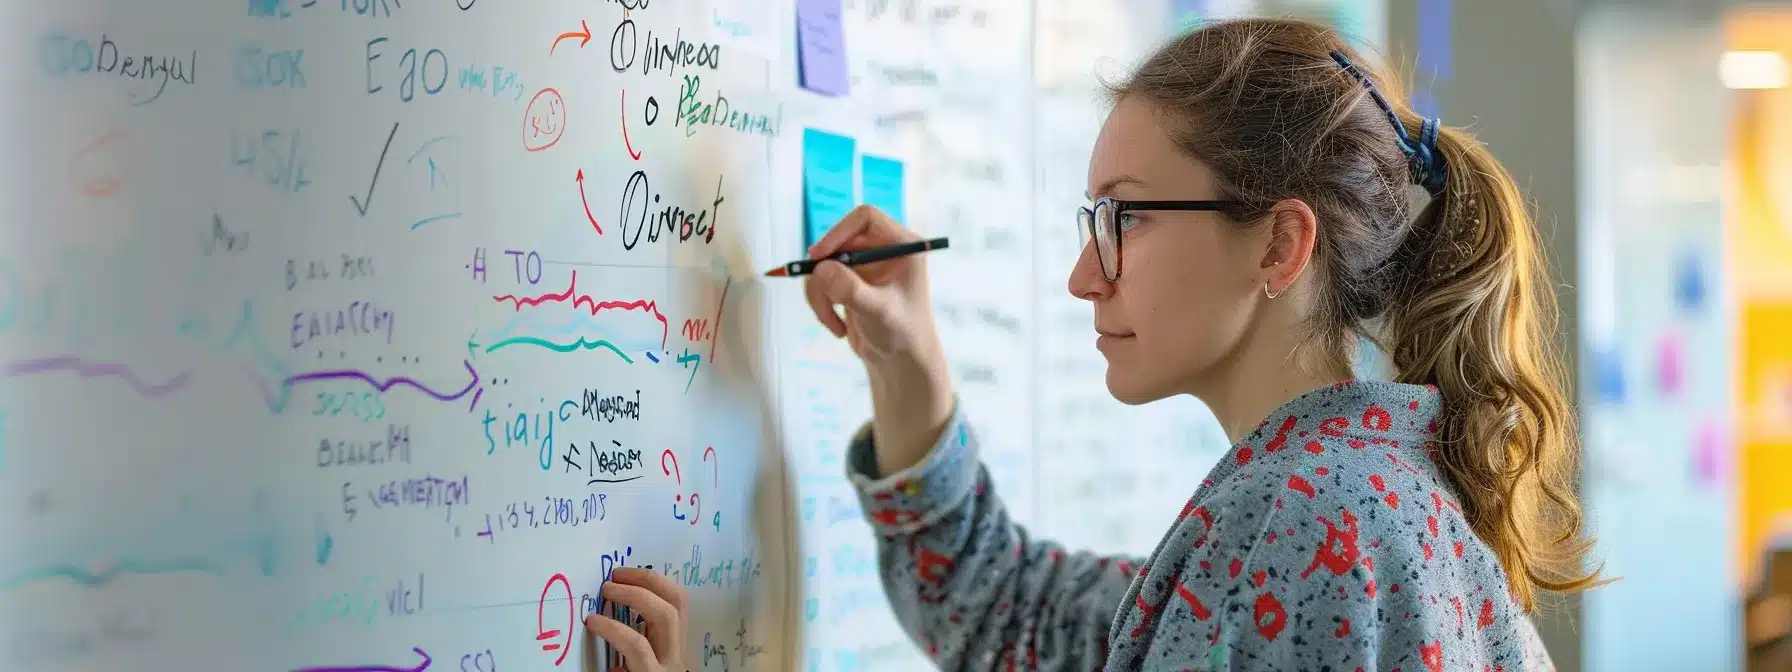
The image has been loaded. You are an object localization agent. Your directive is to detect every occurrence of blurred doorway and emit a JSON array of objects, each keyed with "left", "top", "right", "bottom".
[{"left": 1577, "top": 7, "right": 1738, "bottom": 671}]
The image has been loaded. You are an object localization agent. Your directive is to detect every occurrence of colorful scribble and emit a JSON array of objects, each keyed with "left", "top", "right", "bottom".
[{"left": 490, "top": 270, "right": 670, "bottom": 346}]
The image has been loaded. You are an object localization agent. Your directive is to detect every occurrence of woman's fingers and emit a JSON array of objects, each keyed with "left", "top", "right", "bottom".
[
  {"left": 809, "top": 205, "right": 912, "bottom": 258},
  {"left": 583, "top": 612, "right": 657, "bottom": 671},
  {"left": 609, "top": 568, "right": 689, "bottom": 620},
  {"left": 601, "top": 580, "right": 680, "bottom": 661},
  {"left": 804, "top": 269, "right": 849, "bottom": 337}
]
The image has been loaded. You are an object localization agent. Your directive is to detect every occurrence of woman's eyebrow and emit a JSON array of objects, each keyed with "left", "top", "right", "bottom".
[{"left": 1085, "top": 175, "right": 1148, "bottom": 200}]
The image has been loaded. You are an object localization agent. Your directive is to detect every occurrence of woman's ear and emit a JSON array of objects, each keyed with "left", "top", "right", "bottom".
[{"left": 1260, "top": 199, "right": 1318, "bottom": 297}]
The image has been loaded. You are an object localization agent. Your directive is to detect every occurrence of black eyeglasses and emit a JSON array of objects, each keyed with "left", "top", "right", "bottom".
[{"left": 1077, "top": 197, "right": 1247, "bottom": 281}]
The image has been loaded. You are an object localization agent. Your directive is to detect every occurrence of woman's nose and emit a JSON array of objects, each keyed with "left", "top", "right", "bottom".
[{"left": 1067, "top": 240, "right": 1114, "bottom": 301}]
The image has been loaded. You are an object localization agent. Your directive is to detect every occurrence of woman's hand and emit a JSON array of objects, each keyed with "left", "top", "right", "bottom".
[
  {"left": 584, "top": 568, "right": 689, "bottom": 672},
  {"left": 804, "top": 205, "right": 945, "bottom": 366},
  {"left": 804, "top": 205, "right": 956, "bottom": 476}
]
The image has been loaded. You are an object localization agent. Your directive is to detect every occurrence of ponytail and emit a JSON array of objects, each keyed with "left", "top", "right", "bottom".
[{"left": 1383, "top": 117, "right": 1606, "bottom": 610}]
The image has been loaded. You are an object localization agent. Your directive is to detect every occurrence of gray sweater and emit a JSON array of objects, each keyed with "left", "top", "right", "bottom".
[{"left": 846, "top": 380, "right": 1555, "bottom": 671}]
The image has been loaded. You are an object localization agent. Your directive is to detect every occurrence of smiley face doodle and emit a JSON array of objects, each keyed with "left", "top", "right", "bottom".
[{"left": 522, "top": 88, "right": 566, "bottom": 152}]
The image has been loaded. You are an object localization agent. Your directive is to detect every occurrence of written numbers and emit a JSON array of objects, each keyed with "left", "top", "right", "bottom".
[{"left": 476, "top": 493, "right": 605, "bottom": 543}]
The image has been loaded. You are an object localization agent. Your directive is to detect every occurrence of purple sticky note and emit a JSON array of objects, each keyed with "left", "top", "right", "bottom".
[
  {"left": 1656, "top": 331, "right": 1685, "bottom": 397},
  {"left": 797, "top": 0, "right": 849, "bottom": 96}
]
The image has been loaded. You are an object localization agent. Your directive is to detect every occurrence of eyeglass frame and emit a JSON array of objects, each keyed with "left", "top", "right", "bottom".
[{"left": 1077, "top": 196, "right": 1251, "bottom": 281}]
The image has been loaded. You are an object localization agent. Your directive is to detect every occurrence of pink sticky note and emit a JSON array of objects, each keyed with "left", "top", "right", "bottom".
[
  {"left": 1656, "top": 331, "right": 1685, "bottom": 397},
  {"left": 1691, "top": 418, "right": 1727, "bottom": 488}
]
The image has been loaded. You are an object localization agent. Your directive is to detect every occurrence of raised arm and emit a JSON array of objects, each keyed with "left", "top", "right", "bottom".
[
  {"left": 798, "top": 206, "right": 1143, "bottom": 667},
  {"left": 846, "top": 407, "right": 1143, "bottom": 671}
]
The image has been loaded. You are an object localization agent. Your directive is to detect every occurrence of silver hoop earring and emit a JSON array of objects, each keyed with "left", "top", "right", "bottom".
[{"left": 1264, "top": 283, "right": 1282, "bottom": 300}]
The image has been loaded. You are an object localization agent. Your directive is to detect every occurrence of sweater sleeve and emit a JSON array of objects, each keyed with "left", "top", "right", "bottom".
[{"left": 845, "top": 407, "right": 1143, "bottom": 671}]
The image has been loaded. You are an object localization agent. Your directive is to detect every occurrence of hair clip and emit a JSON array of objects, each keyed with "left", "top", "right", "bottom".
[{"left": 1329, "top": 50, "right": 1448, "bottom": 193}]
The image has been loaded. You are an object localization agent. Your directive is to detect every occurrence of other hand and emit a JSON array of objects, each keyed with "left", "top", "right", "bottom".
[{"left": 584, "top": 567, "right": 689, "bottom": 672}]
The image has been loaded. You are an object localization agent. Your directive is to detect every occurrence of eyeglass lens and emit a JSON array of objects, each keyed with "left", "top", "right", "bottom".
[{"left": 1076, "top": 202, "right": 1121, "bottom": 280}]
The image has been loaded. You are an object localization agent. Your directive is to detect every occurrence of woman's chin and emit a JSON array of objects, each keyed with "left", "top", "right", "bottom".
[{"left": 1104, "top": 367, "right": 1172, "bottom": 406}]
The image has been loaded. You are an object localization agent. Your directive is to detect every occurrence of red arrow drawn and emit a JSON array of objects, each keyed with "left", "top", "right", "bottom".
[
  {"left": 575, "top": 169, "right": 603, "bottom": 235},
  {"left": 621, "top": 90, "right": 642, "bottom": 161},
  {"left": 550, "top": 20, "right": 592, "bottom": 56}
]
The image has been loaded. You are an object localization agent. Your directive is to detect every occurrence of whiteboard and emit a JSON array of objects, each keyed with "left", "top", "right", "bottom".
[{"left": 0, "top": 0, "right": 1250, "bottom": 670}]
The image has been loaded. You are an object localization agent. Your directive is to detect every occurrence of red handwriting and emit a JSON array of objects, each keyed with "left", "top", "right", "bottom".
[
  {"left": 522, "top": 88, "right": 566, "bottom": 152},
  {"left": 681, "top": 318, "right": 710, "bottom": 342}
]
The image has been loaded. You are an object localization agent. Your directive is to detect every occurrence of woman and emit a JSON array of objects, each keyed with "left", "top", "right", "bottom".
[{"left": 587, "top": 16, "right": 1604, "bottom": 670}]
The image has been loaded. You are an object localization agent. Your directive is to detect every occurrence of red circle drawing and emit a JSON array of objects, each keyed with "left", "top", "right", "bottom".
[
  {"left": 69, "top": 131, "right": 133, "bottom": 197},
  {"left": 536, "top": 573, "right": 573, "bottom": 665},
  {"left": 523, "top": 88, "right": 567, "bottom": 152}
]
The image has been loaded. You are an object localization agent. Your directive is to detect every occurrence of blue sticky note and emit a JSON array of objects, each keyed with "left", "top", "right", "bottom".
[
  {"left": 859, "top": 155, "right": 905, "bottom": 224},
  {"left": 1591, "top": 345, "right": 1627, "bottom": 405},
  {"left": 1171, "top": 0, "right": 1209, "bottom": 29},
  {"left": 803, "top": 128, "right": 856, "bottom": 249},
  {"left": 1675, "top": 247, "right": 1708, "bottom": 314},
  {"left": 796, "top": 0, "right": 850, "bottom": 97},
  {"left": 1413, "top": 0, "right": 1452, "bottom": 117}
]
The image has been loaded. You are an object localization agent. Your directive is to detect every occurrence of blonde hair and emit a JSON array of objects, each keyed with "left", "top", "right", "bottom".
[{"left": 1108, "top": 17, "right": 1604, "bottom": 610}]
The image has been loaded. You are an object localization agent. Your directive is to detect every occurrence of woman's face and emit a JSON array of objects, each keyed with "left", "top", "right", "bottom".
[{"left": 1069, "top": 96, "right": 1265, "bottom": 404}]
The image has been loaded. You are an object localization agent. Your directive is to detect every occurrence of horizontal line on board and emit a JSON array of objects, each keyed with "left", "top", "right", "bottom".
[{"left": 541, "top": 259, "right": 710, "bottom": 272}]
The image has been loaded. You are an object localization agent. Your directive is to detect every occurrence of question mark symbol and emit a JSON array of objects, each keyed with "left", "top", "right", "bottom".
[
  {"left": 661, "top": 449, "right": 681, "bottom": 484},
  {"left": 663, "top": 449, "right": 689, "bottom": 522}
]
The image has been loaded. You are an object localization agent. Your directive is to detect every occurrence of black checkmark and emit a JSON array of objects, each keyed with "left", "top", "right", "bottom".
[{"left": 350, "top": 122, "right": 400, "bottom": 216}]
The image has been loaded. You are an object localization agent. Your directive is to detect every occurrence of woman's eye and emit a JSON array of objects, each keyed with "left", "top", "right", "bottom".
[{"left": 1117, "top": 213, "right": 1143, "bottom": 231}]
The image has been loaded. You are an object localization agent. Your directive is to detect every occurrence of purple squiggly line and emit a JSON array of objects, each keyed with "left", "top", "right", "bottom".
[
  {"left": 284, "top": 360, "right": 479, "bottom": 402},
  {"left": 4, "top": 355, "right": 190, "bottom": 397},
  {"left": 294, "top": 647, "right": 432, "bottom": 672}
]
